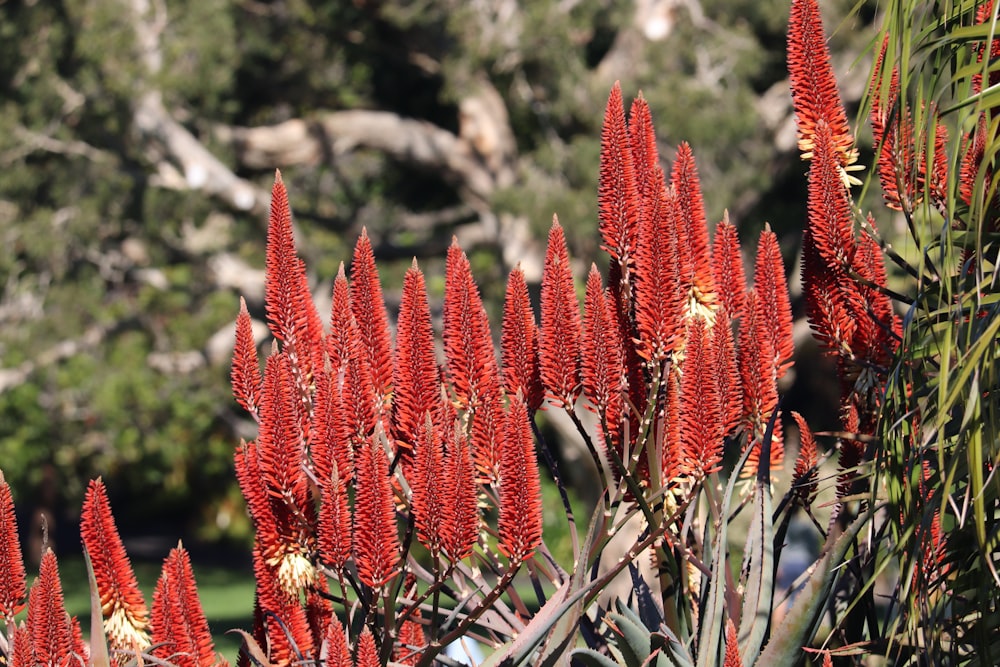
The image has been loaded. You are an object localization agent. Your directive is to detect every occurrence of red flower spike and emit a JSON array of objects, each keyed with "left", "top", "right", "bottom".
[
  {"left": 411, "top": 415, "right": 447, "bottom": 557},
  {"left": 738, "top": 290, "right": 783, "bottom": 478},
  {"left": 232, "top": 297, "right": 262, "bottom": 420},
  {"left": 352, "top": 436, "right": 400, "bottom": 589},
  {"left": 787, "top": 0, "right": 857, "bottom": 169},
  {"left": 724, "top": 618, "right": 743, "bottom": 667},
  {"left": 807, "top": 120, "right": 856, "bottom": 269},
  {"left": 151, "top": 544, "right": 216, "bottom": 667},
  {"left": 634, "top": 169, "right": 685, "bottom": 361},
  {"left": 791, "top": 412, "right": 819, "bottom": 507},
  {"left": 350, "top": 229, "right": 394, "bottom": 410},
  {"left": 468, "top": 384, "right": 507, "bottom": 484},
  {"left": 327, "top": 263, "right": 353, "bottom": 371},
  {"left": 251, "top": 545, "right": 314, "bottom": 667},
  {"left": 70, "top": 617, "right": 89, "bottom": 666},
  {"left": 801, "top": 227, "right": 860, "bottom": 358},
  {"left": 395, "top": 610, "right": 425, "bottom": 665},
  {"left": 581, "top": 264, "right": 625, "bottom": 451},
  {"left": 442, "top": 424, "right": 479, "bottom": 563},
  {"left": 324, "top": 621, "right": 352, "bottom": 667},
  {"left": 265, "top": 171, "right": 325, "bottom": 399},
  {"left": 355, "top": 627, "right": 380, "bottom": 667},
  {"left": 234, "top": 440, "right": 278, "bottom": 555},
  {"left": 257, "top": 353, "right": 312, "bottom": 520},
  {"left": 628, "top": 93, "right": 662, "bottom": 221},
  {"left": 712, "top": 307, "right": 742, "bottom": 438},
  {"left": 305, "top": 578, "right": 331, "bottom": 656},
  {"left": 539, "top": 216, "right": 582, "bottom": 408},
  {"left": 311, "top": 368, "right": 352, "bottom": 489},
  {"left": 317, "top": 460, "right": 352, "bottom": 572},
  {"left": 392, "top": 259, "right": 443, "bottom": 461},
  {"left": 598, "top": 82, "right": 640, "bottom": 268},
  {"left": 28, "top": 549, "right": 75, "bottom": 667},
  {"left": 671, "top": 142, "right": 716, "bottom": 312},
  {"left": 501, "top": 265, "right": 544, "bottom": 412},
  {"left": 679, "top": 317, "right": 723, "bottom": 478},
  {"left": 0, "top": 469, "right": 25, "bottom": 620},
  {"left": 752, "top": 226, "right": 795, "bottom": 380},
  {"left": 443, "top": 238, "right": 502, "bottom": 410},
  {"left": 343, "top": 318, "right": 379, "bottom": 447},
  {"left": 660, "top": 368, "right": 683, "bottom": 490},
  {"left": 498, "top": 398, "right": 543, "bottom": 563},
  {"left": 80, "top": 478, "right": 151, "bottom": 653},
  {"left": 11, "top": 621, "right": 31, "bottom": 667},
  {"left": 711, "top": 212, "right": 746, "bottom": 321}
]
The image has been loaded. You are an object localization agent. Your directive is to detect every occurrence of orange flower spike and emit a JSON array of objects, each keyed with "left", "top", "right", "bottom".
[
  {"left": 671, "top": 142, "right": 716, "bottom": 310},
  {"left": 327, "top": 263, "right": 353, "bottom": 371},
  {"left": 265, "top": 171, "right": 325, "bottom": 391},
  {"left": 539, "top": 216, "right": 582, "bottom": 408},
  {"left": 258, "top": 353, "right": 310, "bottom": 511},
  {"left": 660, "top": 367, "right": 683, "bottom": 491},
  {"left": 787, "top": 0, "right": 857, "bottom": 170},
  {"left": 498, "top": 398, "right": 543, "bottom": 564},
  {"left": 343, "top": 326, "right": 378, "bottom": 451},
  {"left": 679, "top": 317, "right": 723, "bottom": 478},
  {"left": 325, "top": 621, "right": 352, "bottom": 667},
  {"left": 807, "top": 120, "right": 856, "bottom": 268},
  {"left": 28, "top": 549, "right": 75, "bottom": 667},
  {"left": 151, "top": 544, "right": 216, "bottom": 667},
  {"left": 711, "top": 212, "right": 746, "bottom": 321},
  {"left": 598, "top": 82, "right": 640, "bottom": 269},
  {"left": 800, "top": 228, "right": 858, "bottom": 357},
  {"left": 355, "top": 627, "right": 380, "bottom": 667},
  {"left": 0, "top": 469, "right": 25, "bottom": 620},
  {"left": 712, "top": 307, "right": 742, "bottom": 438},
  {"left": 311, "top": 368, "right": 351, "bottom": 490},
  {"left": 752, "top": 226, "right": 795, "bottom": 380},
  {"left": 352, "top": 436, "right": 400, "bottom": 589},
  {"left": 392, "top": 259, "right": 442, "bottom": 459},
  {"left": 501, "top": 265, "right": 543, "bottom": 412},
  {"left": 395, "top": 611, "right": 425, "bottom": 665},
  {"left": 443, "top": 238, "right": 501, "bottom": 410},
  {"left": 634, "top": 168, "right": 685, "bottom": 361},
  {"left": 724, "top": 618, "right": 743, "bottom": 667},
  {"left": 791, "top": 412, "right": 819, "bottom": 507},
  {"left": 232, "top": 297, "right": 262, "bottom": 421},
  {"left": 11, "top": 621, "right": 31, "bottom": 667},
  {"left": 441, "top": 425, "right": 479, "bottom": 563},
  {"left": 250, "top": 546, "right": 314, "bottom": 667},
  {"left": 581, "top": 264, "right": 625, "bottom": 450},
  {"left": 80, "top": 478, "right": 151, "bottom": 653},
  {"left": 411, "top": 415, "right": 446, "bottom": 557},
  {"left": 317, "top": 460, "right": 352, "bottom": 572},
  {"left": 628, "top": 93, "right": 661, "bottom": 221},
  {"left": 350, "top": 229, "right": 394, "bottom": 409},
  {"left": 737, "top": 291, "right": 781, "bottom": 477}
]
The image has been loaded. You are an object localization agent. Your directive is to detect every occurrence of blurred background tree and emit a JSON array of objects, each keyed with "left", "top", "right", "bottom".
[{"left": 0, "top": 0, "right": 873, "bottom": 552}]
